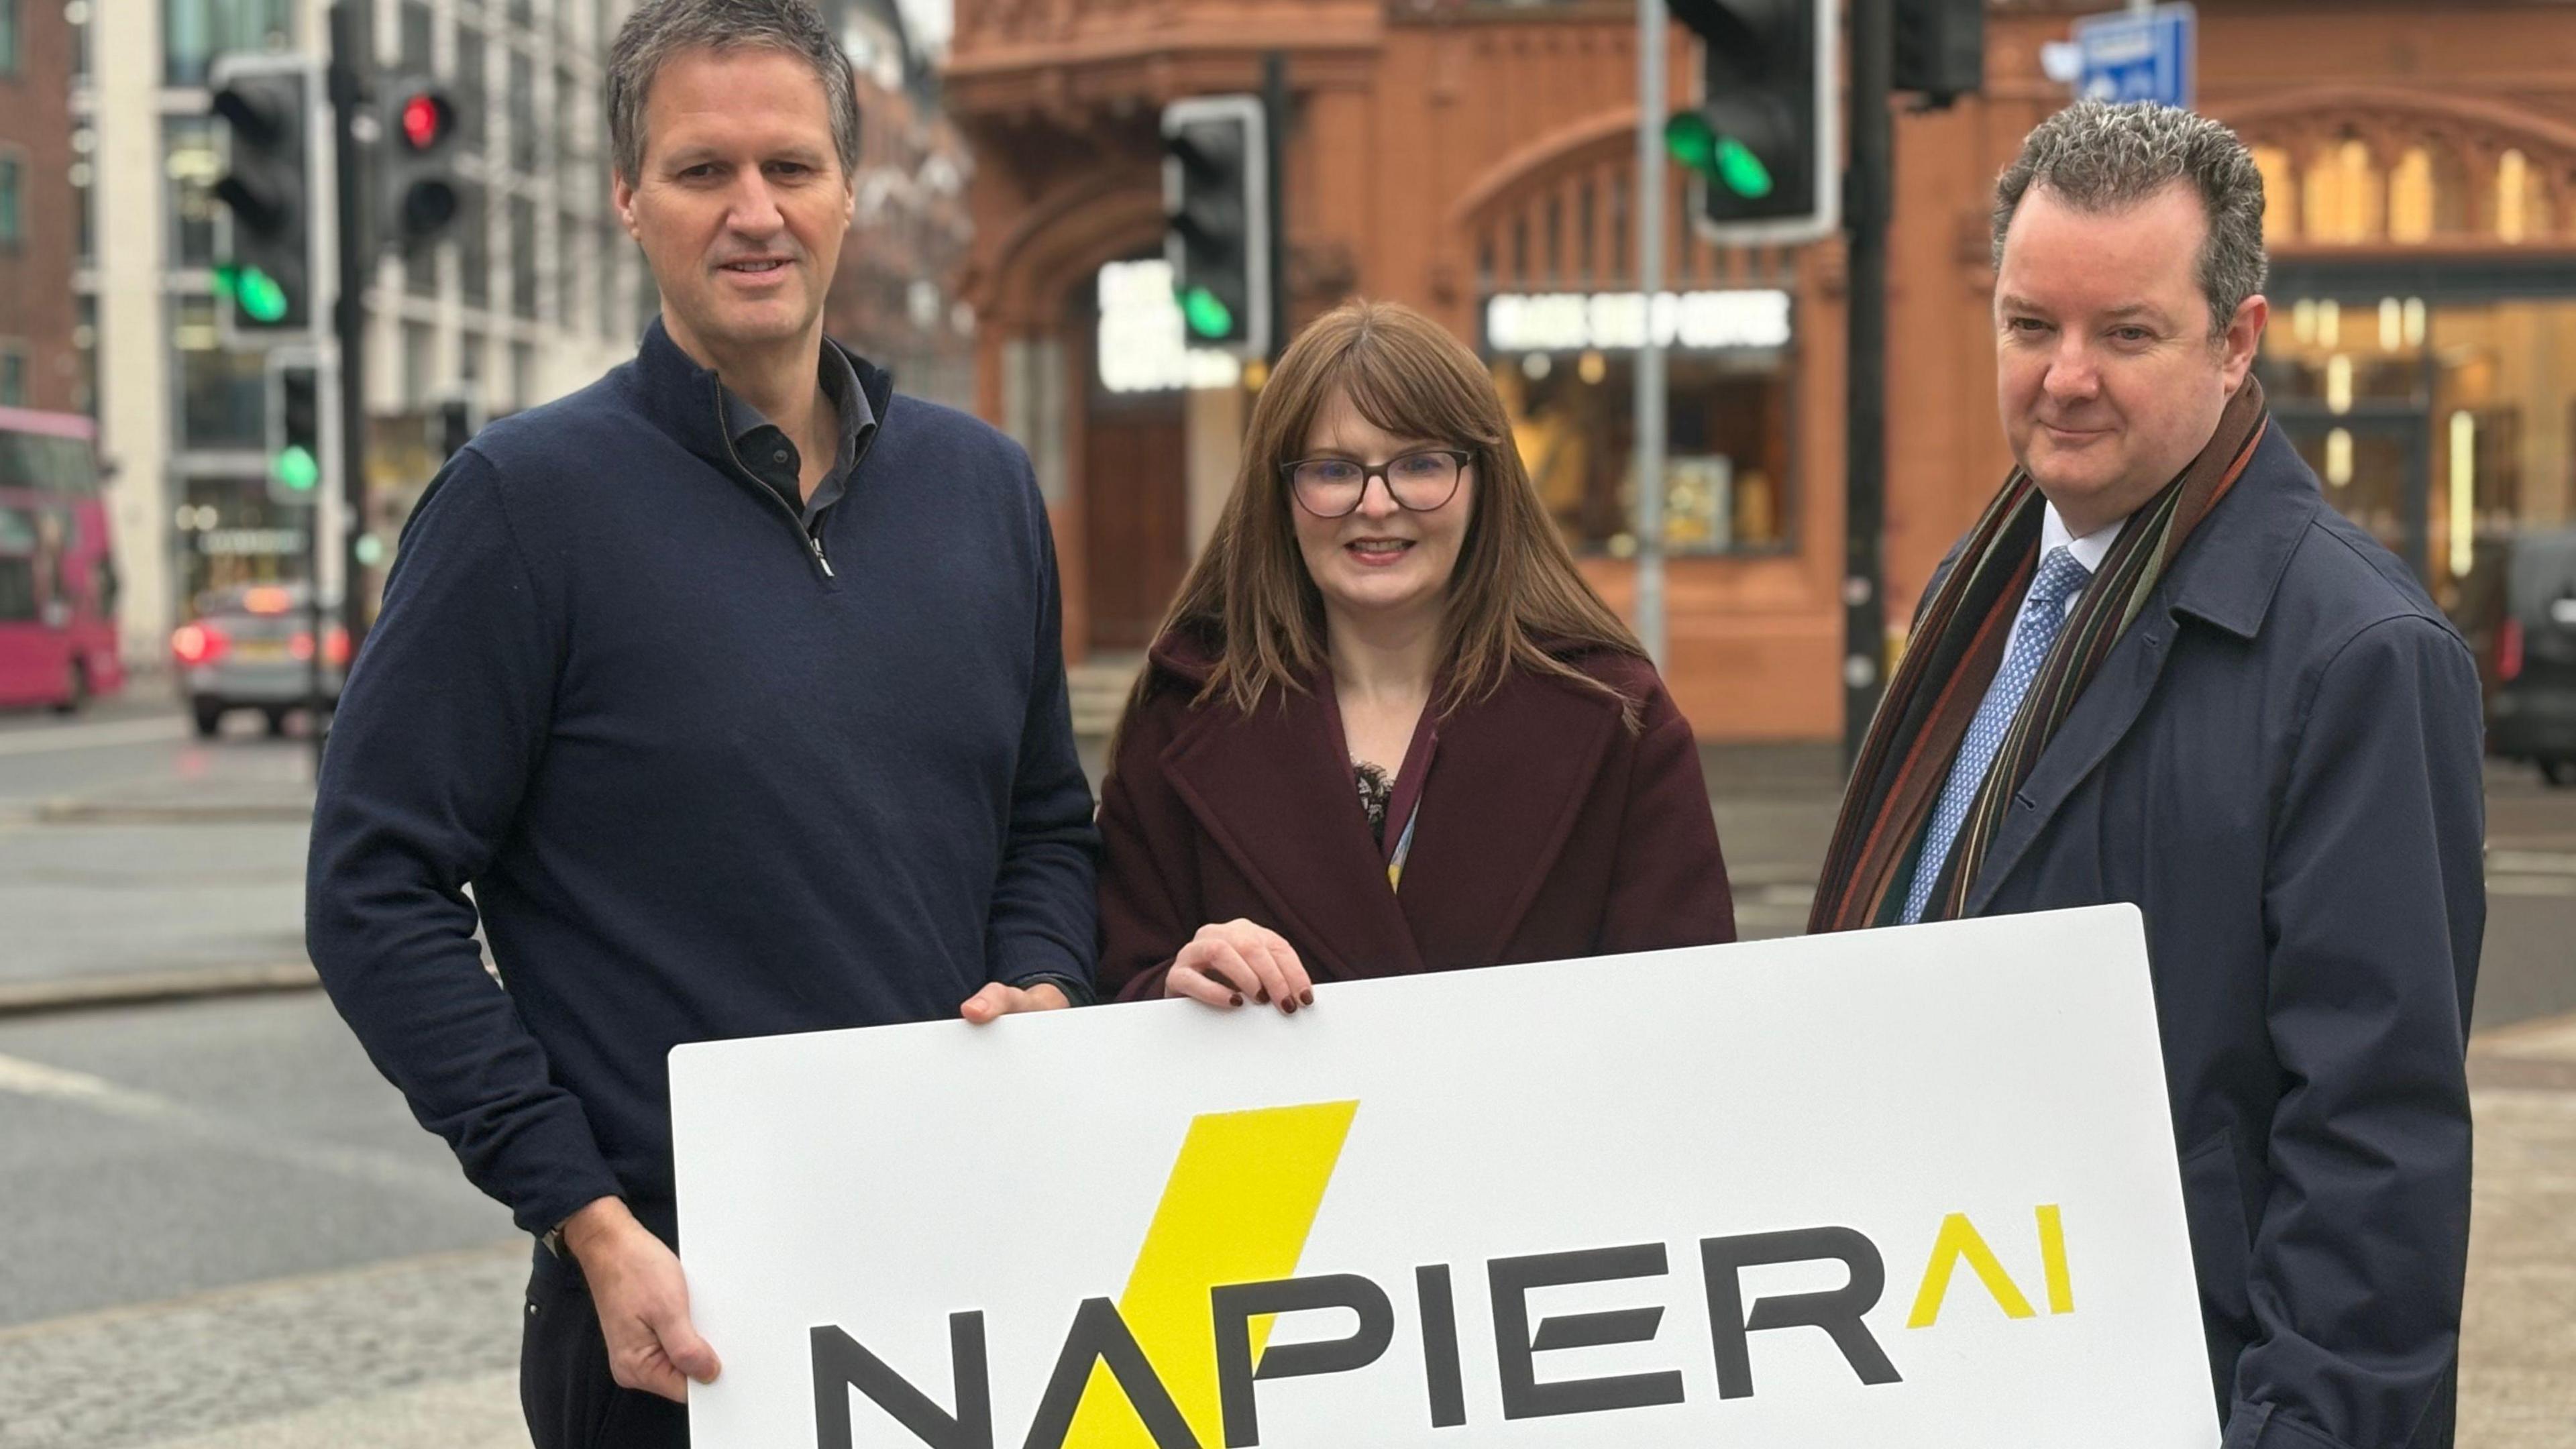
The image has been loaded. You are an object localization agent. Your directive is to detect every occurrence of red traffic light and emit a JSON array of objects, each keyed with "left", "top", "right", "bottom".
[{"left": 398, "top": 91, "right": 455, "bottom": 152}]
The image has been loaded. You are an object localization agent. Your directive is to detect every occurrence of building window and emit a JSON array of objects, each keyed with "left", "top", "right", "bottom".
[
  {"left": 555, "top": 62, "right": 584, "bottom": 163},
  {"left": 509, "top": 195, "right": 538, "bottom": 320},
  {"left": 166, "top": 117, "right": 221, "bottom": 268},
  {"left": 600, "top": 217, "right": 626, "bottom": 340},
  {"left": 459, "top": 185, "right": 489, "bottom": 308},
  {"left": 0, "top": 0, "right": 21, "bottom": 76},
  {"left": 73, "top": 296, "right": 97, "bottom": 417},
  {"left": 164, "top": 0, "right": 292, "bottom": 87},
  {"left": 0, "top": 343, "right": 27, "bottom": 407},
  {"left": 405, "top": 233, "right": 437, "bottom": 297},
  {"left": 455, "top": 27, "right": 486, "bottom": 156},
  {"left": 174, "top": 294, "right": 266, "bottom": 447},
  {"left": 0, "top": 152, "right": 21, "bottom": 249},
  {"left": 399, "top": 0, "right": 434, "bottom": 74},
  {"left": 559, "top": 205, "right": 584, "bottom": 334},
  {"left": 511, "top": 341, "right": 534, "bottom": 409},
  {"left": 401, "top": 321, "right": 435, "bottom": 407},
  {"left": 508, "top": 52, "right": 537, "bottom": 176},
  {"left": 1495, "top": 351, "right": 1794, "bottom": 557},
  {"left": 70, "top": 127, "right": 95, "bottom": 265}
]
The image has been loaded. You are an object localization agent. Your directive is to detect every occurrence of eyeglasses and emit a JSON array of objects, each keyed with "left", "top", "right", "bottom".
[{"left": 1283, "top": 449, "right": 1472, "bottom": 518}]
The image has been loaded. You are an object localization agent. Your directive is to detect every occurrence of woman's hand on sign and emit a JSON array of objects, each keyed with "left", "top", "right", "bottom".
[{"left": 1166, "top": 920, "right": 1312, "bottom": 1014}]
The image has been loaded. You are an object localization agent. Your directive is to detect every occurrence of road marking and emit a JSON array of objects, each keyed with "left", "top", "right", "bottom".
[
  {"left": 0, "top": 716, "right": 184, "bottom": 758},
  {"left": 0, "top": 1049, "right": 464, "bottom": 1194}
]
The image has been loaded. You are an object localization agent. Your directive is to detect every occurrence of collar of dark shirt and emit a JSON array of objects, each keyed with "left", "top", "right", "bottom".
[{"left": 720, "top": 337, "right": 877, "bottom": 523}]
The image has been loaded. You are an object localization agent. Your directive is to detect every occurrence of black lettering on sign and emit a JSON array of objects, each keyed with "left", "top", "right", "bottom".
[
  {"left": 1210, "top": 1273, "right": 1395, "bottom": 1447},
  {"left": 1020, "top": 1297, "right": 1200, "bottom": 1449},
  {"left": 810, "top": 1313, "right": 994, "bottom": 1449},
  {"left": 1699, "top": 1226, "right": 1904, "bottom": 1399},
  {"left": 1489, "top": 1244, "right": 1688, "bottom": 1420},
  {"left": 1414, "top": 1264, "right": 1467, "bottom": 1430}
]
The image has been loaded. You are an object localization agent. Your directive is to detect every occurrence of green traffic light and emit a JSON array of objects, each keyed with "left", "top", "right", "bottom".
[
  {"left": 1663, "top": 113, "right": 1776, "bottom": 201},
  {"left": 273, "top": 444, "right": 319, "bottom": 492},
  {"left": 1664, "top": 112, "right": 1719, "bottom": 175},
  {"left": 1714, "top": 139, "right": 1774, "bottom": 200},
  {"left": 217, "top": 264, "right": 291, "bottom": 323},
  {"left": 1180, "top": 286, "right": 1234, "bottom": 341}
]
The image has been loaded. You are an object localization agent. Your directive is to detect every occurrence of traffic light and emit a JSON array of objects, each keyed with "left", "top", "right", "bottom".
[
  {"left": 1666, "top": 0, "right": 1837, "bottom": 244},
  {"left": 380, "top": 76, "right": 465, "bottom": 250},
  {"left": 1894, "top": 0, "right": 1984, "bottom": 107},
  {"left": 268, "top": 358, "right": 324, "bottom": 504},
  {"left": 209, "top": 56, "right": 322, "bottom": 345},
  {"left": 1161, "top": 95, "right": 1270, "bottom": 360}
]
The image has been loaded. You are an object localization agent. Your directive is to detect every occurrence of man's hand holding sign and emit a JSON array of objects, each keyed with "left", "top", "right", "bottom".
[{"left": 672, "top": 907, "right": 2219, "bottom": 1447}]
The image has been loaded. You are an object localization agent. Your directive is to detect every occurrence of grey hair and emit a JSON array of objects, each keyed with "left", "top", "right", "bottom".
[
  {"left": 1992, "top": 101, "right": 2268, "bottom": 338},
  {"left": 607, "top": 0, "right": 861, "bottom": 185}
]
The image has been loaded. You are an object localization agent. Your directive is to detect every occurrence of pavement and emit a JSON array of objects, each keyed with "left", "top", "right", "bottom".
[
  {"left": 0, "top": 702, "right": 2570, "bottom": 1444},
  {"left": 0, "top": 1242, "right": 531, "bottom": 1449}
]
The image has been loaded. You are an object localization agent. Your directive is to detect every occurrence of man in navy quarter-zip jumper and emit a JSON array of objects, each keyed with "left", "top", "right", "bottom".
[
  {"left": 306, "top": 8, "right": 1094, "bottom": 1444},
  {"left": 308, "top": 317, "right": 1099, "bottom": 1419}
]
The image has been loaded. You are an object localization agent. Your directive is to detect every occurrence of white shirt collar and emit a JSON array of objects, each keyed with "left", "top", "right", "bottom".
[{"left": 2040, "top": 501, "right": 2127, "bottom": 576}]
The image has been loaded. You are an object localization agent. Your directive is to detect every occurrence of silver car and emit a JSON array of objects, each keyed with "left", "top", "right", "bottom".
[{"left": 172, "top": 583, "right": 347, "bottom": 738}]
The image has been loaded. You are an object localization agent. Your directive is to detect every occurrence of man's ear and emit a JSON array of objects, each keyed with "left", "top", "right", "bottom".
[
  {"left": 2219, "top": 294, "right": 2268, "bottom": 396},
  {"left": 610, "top": 166, "right": 641, "bottom": 239}
]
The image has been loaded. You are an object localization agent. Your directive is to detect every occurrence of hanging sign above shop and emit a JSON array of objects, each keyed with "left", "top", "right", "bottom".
[{"left": 1485, "top": 288, "right": 1794, "bottom": 354}]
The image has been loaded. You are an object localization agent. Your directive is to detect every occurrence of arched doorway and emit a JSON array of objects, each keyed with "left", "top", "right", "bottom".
[{"left": 1071, "top": 260, "right": 1193, "bottom": 653}]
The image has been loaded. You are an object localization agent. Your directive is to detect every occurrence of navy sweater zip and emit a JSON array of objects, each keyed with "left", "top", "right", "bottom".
[{"left": 712, "top": 385, "right": 842, "bottom": 580}]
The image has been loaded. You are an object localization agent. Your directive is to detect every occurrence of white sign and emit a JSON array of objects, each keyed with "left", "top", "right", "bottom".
[
  {"left": 1096, "top": 260, "right": 1244, "bottom": 395},
  {"left": 672, "top": 906, "right": 2216, "bottom": 1448},
  {"left": 1485, "top": 290, "right": 1793, "bottom": 355}
]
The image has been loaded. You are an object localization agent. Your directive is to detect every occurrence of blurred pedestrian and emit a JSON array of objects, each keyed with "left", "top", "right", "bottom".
[
  {"left": 1095, "top": 299, "right": 1735, "bottom": 1010},
  {"left": 304, "top": 3, "right": 1097, "bottom": 1446},
  {"left": 1810, "top": 101, "right": 2483, "bottom": 1446}
]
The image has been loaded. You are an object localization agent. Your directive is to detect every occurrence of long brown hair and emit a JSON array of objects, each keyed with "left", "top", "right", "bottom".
[{"left": 1139, "top": 297, "right": 1645, "bottom": 724}]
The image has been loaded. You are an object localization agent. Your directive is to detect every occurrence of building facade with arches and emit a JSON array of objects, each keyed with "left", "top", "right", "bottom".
[{"left": 944, "top": 0, "right": 2576, "bottom": 739}]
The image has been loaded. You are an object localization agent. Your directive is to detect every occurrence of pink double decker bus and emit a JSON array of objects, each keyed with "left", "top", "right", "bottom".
[{"left": 0, "top": 407, "right": 125, "bottom": 712}]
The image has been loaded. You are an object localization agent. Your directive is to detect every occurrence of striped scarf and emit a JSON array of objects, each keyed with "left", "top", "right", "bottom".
[{"left": 1809, "top": 378, "right": 2270, "bottom": 932}]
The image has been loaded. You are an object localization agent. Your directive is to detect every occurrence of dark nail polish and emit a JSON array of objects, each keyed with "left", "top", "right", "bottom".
[
  {"left": 1256, "top": 989, "right": 1270, "bottom": 1004},
  {"left": 1300, "top": 990, "right": 1315, "bottom": 1006},
  {"left": 1229, "top": 993, "right": 1244, "bottom": 1006}
]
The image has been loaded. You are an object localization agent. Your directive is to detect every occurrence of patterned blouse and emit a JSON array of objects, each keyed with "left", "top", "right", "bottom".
[{"left": 1354, "top": 761, "right": 1395, "bottom": 845}]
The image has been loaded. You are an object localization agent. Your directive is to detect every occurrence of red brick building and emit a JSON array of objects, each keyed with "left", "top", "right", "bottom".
[
  {"left": 820, "top": 0, "right": 981, "bottom": 409},
  {"left": 947, "top": 0, "right": 2576, "bottom": 739},
  {"left": 0, "top": 0, "right": 78, "bottom": 413}
]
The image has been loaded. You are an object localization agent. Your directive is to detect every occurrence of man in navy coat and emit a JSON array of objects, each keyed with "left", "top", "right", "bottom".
[{"left": 1815, "top": 103, "right": 2483, "bottom": 1448}]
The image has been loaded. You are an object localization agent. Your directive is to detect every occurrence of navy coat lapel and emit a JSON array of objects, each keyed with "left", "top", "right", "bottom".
[{"left": 1967, "top": 423, "right": 2321, "bottom": 916}]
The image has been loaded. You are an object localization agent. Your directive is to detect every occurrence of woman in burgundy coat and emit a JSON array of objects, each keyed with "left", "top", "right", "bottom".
[{"left": 1096, "top": 299, "right": 1735, "bottom": 1010}]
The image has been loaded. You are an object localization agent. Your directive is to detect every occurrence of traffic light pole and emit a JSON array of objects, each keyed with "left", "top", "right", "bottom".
[
  {"left": 1633, "top": 0, "right": 1668, "bottom": 669},
  {"left": 325, "top": 1, "right": 370, "bottom": 769},
  {"left": 1841, "top": 0, "right": 1892, "bottom": 769},
  {"left": 1263, "top": 53, "right": 1289, "bottom": 368}
]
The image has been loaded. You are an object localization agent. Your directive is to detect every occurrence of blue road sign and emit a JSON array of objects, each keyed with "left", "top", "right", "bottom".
[{"left": 2073, "top": 3, "right": 2196, "bottom": 109}]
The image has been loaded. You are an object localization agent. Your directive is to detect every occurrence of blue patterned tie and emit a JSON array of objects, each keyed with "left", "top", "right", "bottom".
[{"left": 1902, "top": 545, "right": 2094, "bottom": 924}]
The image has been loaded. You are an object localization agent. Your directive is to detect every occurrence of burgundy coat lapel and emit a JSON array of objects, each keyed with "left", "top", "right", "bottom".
[
  {"left": 1396, "top": 670, "right": 1625, "bottom": 965},
  {"left": 1160, "top": 685, "right": 1428, "bottom": 978}
]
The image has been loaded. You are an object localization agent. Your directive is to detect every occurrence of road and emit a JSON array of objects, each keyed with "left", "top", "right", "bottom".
[{"left": 0, "top": 696, "right": 2569, "bottom": 1445}]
